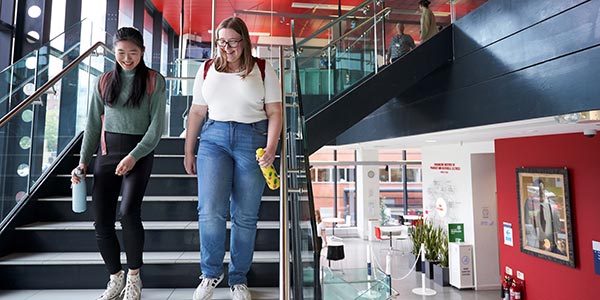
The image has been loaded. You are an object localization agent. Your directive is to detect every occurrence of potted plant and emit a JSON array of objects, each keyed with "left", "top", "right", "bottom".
[
  {"left": 433, "top": 228, "right": 450, "bottom": 286},
  {"left": 424, "top": 221, "right": 440, "bottom": 280},
  {"left": 408, "top": 216, "right": 424, "bottom": 272},
  {"left": 379, "top": 196, "right": 391, "bottom": 226}
]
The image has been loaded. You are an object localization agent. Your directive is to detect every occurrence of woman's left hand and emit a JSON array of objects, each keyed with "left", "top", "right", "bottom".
[
  {"left": 115, "top": 154, "right": 137, "bottom": 176},
  {"left": 257, "top": 147, "right": 276, "bottom": 168}
]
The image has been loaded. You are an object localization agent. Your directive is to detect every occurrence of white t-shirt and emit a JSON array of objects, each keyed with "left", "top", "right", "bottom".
[
  {"left": 317, "top": 222, "right": 325, "bottom": 237},
  {"left": 192, "top": 60, "right": 282, "bottom": 123}
]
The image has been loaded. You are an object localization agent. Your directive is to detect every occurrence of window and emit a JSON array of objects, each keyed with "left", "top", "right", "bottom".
[
  {"left": 379, "top": 167, "right": 389, "bottom": 182},
  {"left": 317, "top": 168, "right": 331, "bottom": 182},
  {"left": 143, "top": 9, "right": 153, "bottom": 66},
  {"left": 118, "top": 0, "right": 133, "bottom": 28}
]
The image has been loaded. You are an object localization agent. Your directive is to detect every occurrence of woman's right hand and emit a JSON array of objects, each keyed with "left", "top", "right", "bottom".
[
  {"left": 183, "top": 153, "right": 196, "bottom": 175},
  {"left": 71, "top": 163, "right": 87, "bottom": 184}
]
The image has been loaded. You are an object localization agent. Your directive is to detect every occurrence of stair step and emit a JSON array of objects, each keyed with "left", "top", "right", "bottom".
[
  {"left": 0, "top": 287, "right": 280, "bottom": 300},
  {"left": 35, "top": 196, "right": 281, "bottom": 222},
  {"left": 0, "top": 252, "right": 280, "bottom": 289},
  {"left": 16, "top": 220, "right": 281, "bottom": 231},
  {"left": 13, "top": 221, "right": 281, "bottom": 252},
  {"left": 0, "top": 251, "right": 280, "bottom": 265}
]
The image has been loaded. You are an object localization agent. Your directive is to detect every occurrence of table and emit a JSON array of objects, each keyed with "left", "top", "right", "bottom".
[
  {"left": 323, "top": 217, "right": 345, "bottom": 236},
  {"left": 378, "top": 225, "right": 409, "bottom": 249}
]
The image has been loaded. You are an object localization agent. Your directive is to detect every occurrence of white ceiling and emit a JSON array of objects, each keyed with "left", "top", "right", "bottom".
[{"left": 338, "top": 116, "right": 600, "bottom": 150}]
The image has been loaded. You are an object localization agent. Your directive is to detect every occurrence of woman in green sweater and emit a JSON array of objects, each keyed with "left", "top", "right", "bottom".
[{"left": 70, "top": 27, "right": 166, "bottom": 300}]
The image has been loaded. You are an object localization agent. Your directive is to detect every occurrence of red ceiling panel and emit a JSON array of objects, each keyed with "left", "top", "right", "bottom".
[{"left": 150, "top": 0, "right": 486, "bottom": 44}]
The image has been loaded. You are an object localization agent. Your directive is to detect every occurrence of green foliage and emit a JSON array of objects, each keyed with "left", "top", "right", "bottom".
[
  {"left": 379, "top": 197, "right": 391, "bottom": 226},
  {"left": 423, "top": 220, "right": 440, "bottom": 262},
  {"left": 409, "top": 216, "right": 425, "bottom": 255},
  {"left": 409, "top": 217, "right": 449, "bottom": 265},
  {"left": 438, "top": 229, "right": 449, "bottom": 268}
]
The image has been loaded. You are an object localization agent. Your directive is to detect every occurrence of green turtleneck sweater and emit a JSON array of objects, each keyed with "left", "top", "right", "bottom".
[{"left": 79, "top": 69, "right": 166, "bottom": 165}]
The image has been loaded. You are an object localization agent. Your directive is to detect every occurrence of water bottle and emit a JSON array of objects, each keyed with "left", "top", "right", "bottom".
[
  {"left": 72, "top": 167, "right": 87, "bottom": 213},
  {"left": 256, "top": 148, "right": 279, "bottom": 190}
]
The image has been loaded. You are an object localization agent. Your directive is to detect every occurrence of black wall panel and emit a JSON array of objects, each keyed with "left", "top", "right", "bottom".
[
  {"left": 453, "top": 0, "right": 588, "bottom": 57},
  {"left": 334, "top": 0, "right": 600, "bottom": 147}
]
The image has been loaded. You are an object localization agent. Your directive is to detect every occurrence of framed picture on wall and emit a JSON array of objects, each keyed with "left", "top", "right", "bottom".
[{"left": 516, "top": 167, "right": 575, "bottom": 267}]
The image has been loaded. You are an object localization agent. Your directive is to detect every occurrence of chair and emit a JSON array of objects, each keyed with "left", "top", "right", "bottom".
[
  {"left": 374, "top": 226, "right": 392, "bottom": 249},
  {"left": 326, "top": 239, "right": 345, "bottom": 270}
]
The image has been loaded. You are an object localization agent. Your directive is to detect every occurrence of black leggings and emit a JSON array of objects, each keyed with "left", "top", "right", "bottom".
[{"left": 92, "top": 132, "right": 154, "bottom": 274}]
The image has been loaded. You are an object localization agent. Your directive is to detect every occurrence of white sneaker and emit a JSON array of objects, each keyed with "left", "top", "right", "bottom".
[
  {"left": 96, "top": 270, "right": 125, "bottom": 300},
  {"left": 120, "top": 273, "right": 142, "bottom": 300},
  {"left": 192, "top": 273, "right": 224, "bottom": 300},
  {"left": 231, "top": 284, "right": 251, "bottom": 300}
]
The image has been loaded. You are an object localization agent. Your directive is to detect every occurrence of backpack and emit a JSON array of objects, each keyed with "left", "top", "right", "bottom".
[{"left": 203, "top": 57, "right": 266, "bottom": 81}]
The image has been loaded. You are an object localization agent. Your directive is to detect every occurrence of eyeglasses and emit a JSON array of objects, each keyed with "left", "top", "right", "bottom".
[{"left": 216, "top": 39, "right": 242, "bottom": 48}]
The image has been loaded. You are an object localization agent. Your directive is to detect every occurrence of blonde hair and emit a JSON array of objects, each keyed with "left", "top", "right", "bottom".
[{"left": 214, "top": 17, "right": 255, "bottom": 79}]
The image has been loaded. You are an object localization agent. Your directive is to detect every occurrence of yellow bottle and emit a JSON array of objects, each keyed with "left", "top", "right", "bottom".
[{"left": 256, "top": 148, "right": 280, "bottom": 190}]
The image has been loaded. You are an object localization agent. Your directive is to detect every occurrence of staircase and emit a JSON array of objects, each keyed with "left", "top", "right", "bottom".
[{"left": 0, "top": 137, "right": 281, "bottom": 290}]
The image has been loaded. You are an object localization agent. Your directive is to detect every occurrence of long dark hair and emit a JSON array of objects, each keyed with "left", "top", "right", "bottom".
[{"left": 102, "top": 27, "right": 149, "bottom": 107}]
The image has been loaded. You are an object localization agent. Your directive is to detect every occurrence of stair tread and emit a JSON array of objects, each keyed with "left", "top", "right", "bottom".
[
  {"left": 0, "top": 287, "right": 280, "bottom": 300},
  {"left": 37, "top": 195, "right": 280, "bottom": 202},
  {"left": 16, "top": 220, "right": 281, "bottom": 230},
  {"left": 0, "top": 251, "right": 280, "bottom": 265}
]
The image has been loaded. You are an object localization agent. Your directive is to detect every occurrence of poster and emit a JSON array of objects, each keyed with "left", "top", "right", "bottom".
[
  {"left": 593, "top": 241, "right": 600, "bottom": 276},
  {"left": 448, "top": 223, "right": 464, "bottom": 242},
  {"left": 503, "top": 222, "right": 513, "bottom": 246}
]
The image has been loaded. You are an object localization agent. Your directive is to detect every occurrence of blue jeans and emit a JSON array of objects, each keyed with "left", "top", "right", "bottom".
[{"left": 196, "top": 119, "right": 267, "bottom": 286}]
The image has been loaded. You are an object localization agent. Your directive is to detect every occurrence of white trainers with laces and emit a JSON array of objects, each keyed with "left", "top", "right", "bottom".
[
  {"left": 192, "top": 273, "right": 224, "bottom": 300},
  {"left": 231, "top": 284, "right": 251, "bottom": 300},
  {"left": 120, "top": 272, "right": 142, "bottom": 300},
  {"left": 96, "top": 270, "right": 125, "bottom": 300}
]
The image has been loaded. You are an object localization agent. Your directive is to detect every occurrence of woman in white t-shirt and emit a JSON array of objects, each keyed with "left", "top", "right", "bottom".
[
  {"left": 183, "top": 17, "right": 282, "bottom": 300},
  {"left": 315, "top": 209, "right": 328, "bottom": 250}
]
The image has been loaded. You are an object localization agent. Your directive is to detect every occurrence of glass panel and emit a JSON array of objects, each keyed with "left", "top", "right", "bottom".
[
  {"left": 286, "top": 19, "right": 320, "bottom": 299},
  {"left": 323, "top": 267, "right": 391, "bottom": 300},
  {"left": 143, "top": 9, "right": 153, "bottom": 66},
  {"left": 0, "top": 25, "right": 112, "bottom": 228},
  {"left": 118, "top": 0, "right": 134, "bottom": 28}
]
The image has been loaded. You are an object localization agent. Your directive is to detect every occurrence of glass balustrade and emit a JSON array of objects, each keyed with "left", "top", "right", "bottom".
[{"left": 0, "top": 32, "right": 113, "bottom": 226}]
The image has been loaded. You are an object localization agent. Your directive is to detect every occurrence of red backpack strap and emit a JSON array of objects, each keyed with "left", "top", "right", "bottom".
[
  {"left": 203, "top": 59, "right": 214, "bottom": 80},
  {"left": 255, "top": 57, "right": 266, "bottom": 81},
  {"left": 146, "top": 69, "right": 157, "bottom": 95},
  {"left": 98, "top": 71, "right": 113, "bottom": 99}
]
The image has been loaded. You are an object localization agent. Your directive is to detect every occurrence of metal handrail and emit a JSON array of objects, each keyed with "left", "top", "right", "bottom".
[
  {"left": 296, "top": 0, "right": 373, "bottom": 47},
  {"left": 0, "top": 41, "right": 111, "bottom": 127},
  {"left": 315, "top": 7, "right": 391, "bottom": 55},
  {"left": 278, "top": 46, "right": 290, "bottom": 300}
]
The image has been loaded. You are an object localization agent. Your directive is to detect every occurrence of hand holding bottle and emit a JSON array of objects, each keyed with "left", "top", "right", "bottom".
[{"left": 256, "top": 148, "right": 279, "bottom": 190}]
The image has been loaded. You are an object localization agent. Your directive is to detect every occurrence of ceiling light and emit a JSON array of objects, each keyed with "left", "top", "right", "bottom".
[
  {"left": 362, "top": 5, "right": 370, "bottom": 15},
  {"left": 425, "top": 139, "right": 437, "bottom": 143},
  {"left": 292, "top": 2, "right": 355, "bottom": 11},
  {"left": 555, "top": 110, "right": 600, "bottom": 124}
]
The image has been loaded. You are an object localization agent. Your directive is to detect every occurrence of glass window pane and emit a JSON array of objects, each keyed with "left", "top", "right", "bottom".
[
  {"left": 379, "top": 167, "right": 389, "bottom": 182},
  {"left": 317, "top": 169, "right": 331, "bottom": 182},
  {"left": 143, "top": 9, "right": 153, "bottom": 66},
  {"left": 118, "top": 0, "right": 133, "bottom": 28},
  {"left": 390, "top": 167, "right": 402, "bottom": 182},
  {"left": 407, "top": 168, "right": 421, "bottom": 182}
]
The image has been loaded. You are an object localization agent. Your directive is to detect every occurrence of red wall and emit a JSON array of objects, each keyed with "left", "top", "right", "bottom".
[{"left": 495, "top": 133, "right": 600, "bottom": 299}]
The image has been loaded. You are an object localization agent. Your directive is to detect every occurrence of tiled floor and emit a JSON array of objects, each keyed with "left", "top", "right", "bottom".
[{"left": 0, "top": 237, "right": 499, "bottom": 300}]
